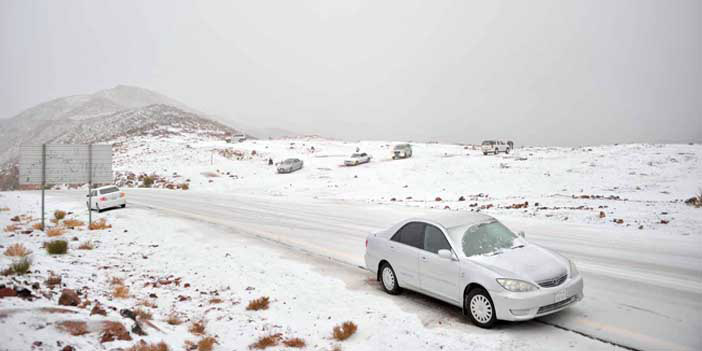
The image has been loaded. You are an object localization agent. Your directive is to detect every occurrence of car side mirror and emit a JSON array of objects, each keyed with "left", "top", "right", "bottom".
[
  {"left": 438, "top": 249, "right": 455, "bottom": 260},
  {"left": 518, "top": 231, "right": 525, "bottom": 238}
]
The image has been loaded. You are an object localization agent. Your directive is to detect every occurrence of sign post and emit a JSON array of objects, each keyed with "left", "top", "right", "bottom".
[{"left": 19, "top": 144, "right": 112, "bottom": 229}]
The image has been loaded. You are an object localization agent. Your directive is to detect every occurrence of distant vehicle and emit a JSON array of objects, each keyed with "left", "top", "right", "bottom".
[
  {"left": 87, "top": 185, "right": 126, "bottom": 212},
  {"left": 234, "top": 134, "right": 247, "bottom": 142},
  {"left": 364, "top": 212, "right": 583, "bottom": 328},
  {"left": 344, "top": 152, "right": 372, "bottom": 166},
  {"left": 392, "top": 144, "right": 413, "bottom": 159},
  {"left": 277, "top": 158, "right": 303, "bottom": 173},
  {"left": 481, "top": 140, "right": 510, "bottom": 155},
  {"left": 507, "top": 140, "right": 514, "bottom": 149}
]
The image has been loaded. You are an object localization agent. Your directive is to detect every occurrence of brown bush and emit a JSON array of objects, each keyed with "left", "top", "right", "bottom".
[
  {"left": 4, "top": 243, "right": 31, "bottom": 257},
  {"left": 249, "top": 333, "right": 282, "bottom": 349},
  {"left": 283, "top": 338, "right": 306, "bottom": 348},
  {"left": 208, "top": 297, "right": 223, "bottom": 304},
  {"left": 4, "top": 224, "right": 19, "bottom": 233},
  {"left": 332, "top": 321, "right": 358, "bottom": 341},
  {"left": 137, "top": 299, "right": 157, "bottom": 308},
  {"left": 246, "top": 296, "right": 269, "bottom": 311},
  {"left": 57, "top": 320, "right": 89, "bottom": 336},
  {"left": 53, "top": 210, "right": 66, "bottom": 221},
  {"left": 110, "top": 276, "right": 124, "bottom": 285},
  {"left": 197, "top": 336, "right": 217, "bottom": 351},
  {"left": 180, "top": 183, "right": 190, "bottom": 190},
  {"left": 166, "top": 313, "right": 183, "bottom": 325},
  {"left": 63, "top": 219, "right": 85, "bottom": 227},
  {"left": 0, "top": 207, "right": 9, "bottom": 211},
  {"left": 89, "top": 218, "right": 112, "bottom": 230},
  {"left": 113, "top": 285, "right": 129, "bottom": 299},
  {"left": 46, "top": 227, "right": 66, "bottom": 237},
  {"left": 47, "top": 274, "right": 62, "bottom": 287},
  {"left": 78, "top": 240, "right": 94, "bottom": 250},
  {"left": 189, "top": 319, "right": 206, "bottom": 336},
  {"left": 125, "top": 340, "right": 169, "bottom": 351},
  {"left": 100, "top": 321, "right": 132, "bottom": 343},
  {"left": 32, "top": 223, "right": 44, "bottom": 231},
  {"left": 134, "top": 307, "right": 153, "bottom": 320}
]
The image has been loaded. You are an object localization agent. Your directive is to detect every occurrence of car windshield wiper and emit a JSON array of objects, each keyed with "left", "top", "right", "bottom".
[{"left": 510, "top": 244, "right": 525, "bottom": 250}]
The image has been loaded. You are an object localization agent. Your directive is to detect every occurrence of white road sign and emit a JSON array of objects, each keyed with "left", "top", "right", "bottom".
[{"left": 19, "top": 144, "right": 113, "bottom": 185}]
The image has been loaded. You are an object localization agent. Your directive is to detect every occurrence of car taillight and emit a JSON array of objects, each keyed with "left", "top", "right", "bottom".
[
  {"left": 120, "top": 192, "right": 125, "bottom": 198},
  {"left": 99, "top": 197, "right": 106, "bottom": 201}
]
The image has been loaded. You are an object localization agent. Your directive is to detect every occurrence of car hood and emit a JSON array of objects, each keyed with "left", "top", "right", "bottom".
[{"left": 467, "top": 245, "right": 567, "bottom": 283}]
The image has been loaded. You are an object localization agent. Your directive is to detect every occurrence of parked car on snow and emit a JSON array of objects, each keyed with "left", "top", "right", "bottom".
[
  {"left": 277, "top": 158, "right": 303, "bottom": 173},
  {"left": 481, "top": 140, "right": 510, "bottom": 155},
  {"left": 344, "top": 152, "right": 372, "bottom": 166},
  {"left": 364, "top": 212, "right": 583, "bottom": 328},
  {"left": 87, "top": 185, "right": 126, "bottom": 212},
  {"left": 392, "top": 144, "right": 413, "bottom": 159}
]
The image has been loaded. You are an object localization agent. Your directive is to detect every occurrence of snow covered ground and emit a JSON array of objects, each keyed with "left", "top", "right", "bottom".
[
  {"left": 0, "top": 192, "right": 625, "bottom": 351},
  {"left": 2, "top": 135, "right": 700, "bottom": 351}
]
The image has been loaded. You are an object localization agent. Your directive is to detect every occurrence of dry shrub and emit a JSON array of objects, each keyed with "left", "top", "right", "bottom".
[
  {"left": 78, "top": 240, "right": 94, "bottom": 250},
  {"left": 0, "top": 207, "right": 9, "bottom": 211},
  {"left": 332, "top": 321, "right": 358, "bottom": 341},
  {"left": 180, "top": 183, "right": 190, "bottom": 190},
  {"left": 283, "top": 338, "right": 306, "bottom": 348},
  {"left": 125, "top": 341, "right": 169, "bottom": 351},
  {"left": 208, "top": 297, "right": 223, "bottom": 304},
  {"left": 100, "top": 321, "right": 132, "bottom": 342},
  {"left": 198, "top": 336, "right": 217, "bottom": 351},
  {"left": 46, "top": 227, "right": 66, "bottom": 237},
  {"left": 166, "top": 313, "right": 183, "bottom": 325},
  {"left": 133, "top": 307, "right": 153, "bottom": 320},
  {"left": 686, "top": 190, "right": 702, "bottom": 208},
  {"left": 54, "top": 210, "right": 66, "bottom": 221},
  {"left": 137, "top": 299, "right": 157, "bottom": 308},
  {"left": 57, "top": 320, "right": 89, "bottom": 336},
  {"left": 246, "top": 296, "right": 269, "bottom": 311},
  {"left": 189, "top": 319, "right": 206, "bottom": 336},
  {"left": 8, "top": 257, "right": 32, "bottom": 275},
  {"left": 110, "top": 276, "right": 124, "bottom": 285},
  {"left": 4, "top": 243, "right": 31, "bottom": 257},
  {"left": 4, "top": 224, "right": 19, "bottom": 233},
  {"left": 113, "top": 285, "right": 129, "bottom": 299},
  {"left": 89, "top": 218, "right": 112, "bottom": 230},
  {"left": 249, "top": 333, "right": 282, "bottom": 349},
  {"left": 47, "top": 274, "right": 62, "bottom": 287},
  {"left": 32, "top": 223, "right": 43, "bottom": 231},
  {"left": 46, "top": 240, "right": 68, "bottom": 254},
  {"left": 63, "top": 219, "right": 84, "bottom": 227}
]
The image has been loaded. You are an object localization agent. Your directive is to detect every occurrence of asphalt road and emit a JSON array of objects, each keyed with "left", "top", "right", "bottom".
[{"left": 55, "top": 189, "right": 702, "bottom": 351}]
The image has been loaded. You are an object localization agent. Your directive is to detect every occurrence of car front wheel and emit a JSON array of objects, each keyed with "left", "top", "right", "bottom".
[
  {"left": 379, "top": 263, "right": 401, "bottom": 295},
  {"left": 465, "top": 288, "right": 497, "bottom": 328}
]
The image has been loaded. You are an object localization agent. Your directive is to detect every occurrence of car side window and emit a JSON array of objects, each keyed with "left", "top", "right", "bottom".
[
  {"left": 423, "top": 224, "right": 452, "bottom": 254},
  {"left": 391, "top": 222, "right": 425, "bottom": 249}
]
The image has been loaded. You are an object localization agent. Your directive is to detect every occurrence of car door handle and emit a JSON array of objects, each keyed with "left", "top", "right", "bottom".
[{"left": 421, "top": 256, "right": 428, "bottom": 261}]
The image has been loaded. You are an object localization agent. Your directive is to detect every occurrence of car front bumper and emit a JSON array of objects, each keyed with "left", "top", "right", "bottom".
[{"left": 490, "top": 275, "right": 584, "bottom": 321}]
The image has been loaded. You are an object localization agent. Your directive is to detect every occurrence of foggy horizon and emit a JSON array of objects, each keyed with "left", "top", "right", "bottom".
[{"left": 2, "top": 0, "right": 701, "bottom": 146}]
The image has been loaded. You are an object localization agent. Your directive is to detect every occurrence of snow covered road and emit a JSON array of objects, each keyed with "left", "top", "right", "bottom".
[{"left": 54, "top": 189, "right": 702, "bottom": 351}]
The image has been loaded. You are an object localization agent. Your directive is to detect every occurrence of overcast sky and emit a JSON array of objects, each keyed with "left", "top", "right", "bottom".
[{"left": 1, "top": 0, "right": 700, "bottom": 145}]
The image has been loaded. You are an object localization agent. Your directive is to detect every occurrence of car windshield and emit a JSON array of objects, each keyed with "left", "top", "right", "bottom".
[
  {"left": 100, "top": 187, "right": 119, "bottom": 195},
  {"left": 482, "top": 140, "right": 495, "bottom": 145},
  {"left": 283, "top": 159, "right": 296, "bottom": 164},
  {"left": 351, "top": 153, "right": 362, "bottom": 157},
  {"left": 393, "top": 145, "right": 407, "bottom": 150},
  {"left": 449, "top": 221, "right": 518, "bottom": 257}
]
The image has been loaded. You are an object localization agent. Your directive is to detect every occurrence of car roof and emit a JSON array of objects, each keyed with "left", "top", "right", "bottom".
[
  {"left": 411, "top": 212, "right": 494, "bottom": 230},
  {"left": 95, "top": 185, "right": 118, "bottom": 190}
]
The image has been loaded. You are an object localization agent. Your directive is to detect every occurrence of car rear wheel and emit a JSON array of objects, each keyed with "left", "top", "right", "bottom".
[
  {"left": 121, "top": 204, "right": 126, "bottom": 208},
  {"left": 379, "top": 263, "right": 401, "bottom": 295},
  {"left": 465, "top": 288, "right": 497, "bottom": 328}
]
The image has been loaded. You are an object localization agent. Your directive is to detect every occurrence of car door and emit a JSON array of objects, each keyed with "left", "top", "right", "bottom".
[
  {"left": 419, "top": 224, "right": 460, "bottom": 304},
  {"left": 386, "top": 222, "right": 424, "bottom": 288}
]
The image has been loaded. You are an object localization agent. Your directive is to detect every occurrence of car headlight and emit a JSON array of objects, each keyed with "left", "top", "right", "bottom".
[
  {"left": 496, "top": 278, "right": 538, "bottom": 292},
  {"left": 569, "top": 259, "right": 580, "bottom": 279}
]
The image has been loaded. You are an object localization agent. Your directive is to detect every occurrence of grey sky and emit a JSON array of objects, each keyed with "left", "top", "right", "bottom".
[{"left": 1, "top": 0, "right": 700, "bottom": 146}]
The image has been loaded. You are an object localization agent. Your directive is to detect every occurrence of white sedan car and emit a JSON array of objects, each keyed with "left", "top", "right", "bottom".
[
  {"left": 344, "top": 152, "right": 372, "bottom": 166},
  {"left": 87, "top": 185, "right": 126, "bottom": 212},
  {"left": 364, "top": 213, "right": 583, "bottom": 328}
]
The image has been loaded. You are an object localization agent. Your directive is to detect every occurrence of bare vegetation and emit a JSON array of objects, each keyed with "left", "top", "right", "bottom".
[
  {"left": 46, "top": 274, "right": 62, "bottom": 287},
  {"left": 283, "top": 337, "right": 306, "bottom": 348},
  {"left": 7, "top": 257, "right": 32, "bottom": 275},
  {"left": 54, "top": 210, "right": 67, "bottom": 221},
  {"left": 32, "top": 223, "right": 43, "bottom": 231},
  {"left": 332, "top": 321, "right": 358, "bottom": 341},
  {"left": 208, "top": 297, "right": 223, "bottom": 304},
  {"left": 134, "top": 307, "right": 153, "bottom": 320},
  {"left": 4, "top": 224, "right": 19, "bottom": 233},
  {"left": 125, "top": 340, "right": 169, "bottom": 351},
  {"left": 4, "top": 243, "right": 31, "bottom": 257},
  {"left": 166, "top": 313, "right": 183, "bottom": 325},
  {"left": 249, "top": 333, "right": 282, "bottom": 349},
  {"left": 78, "top": 240, "right": 95, "bottom": 250},
  {"left": 46, "top": 227, "right": 66, "bottom": 237},
  {"left": 113, "top": 284, "right": 129, "bottom": 299},
  {"left": 89, "top": 218, "right": 112, "bottom": 230},
  {"left": 57, "top": 320, "right": 89, "bottom": 336},
  {"left": 110, "top": 276, "right": 125, "bottom": 285},
  {"left": 686, "top": 190, "right": 702, "bottom": 208},
  {"left": 0, "top": 207, "right": 9, "bottom": 211},
  {"left": 189, "top": 319, "right": 206, "bottom": 336},
  {"left": 197, "top": 336, "right": 217, "bottom": 351},
  {"left": 46, "top": 240, "right": 68, "bottom": 254},
  {"left": 63, "top": 219, "right": 85, "bottom": 227},
  {"left": 246, "top": 296, "right": 270, "bottom": 311}
]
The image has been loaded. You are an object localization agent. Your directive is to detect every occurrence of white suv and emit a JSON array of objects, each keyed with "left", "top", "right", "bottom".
[
  {"left": 87, "top": 185, "right": 126, "bottom": 212},
  {"left": 482, "top": 140, "right": 510, "bottom": 155}
]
